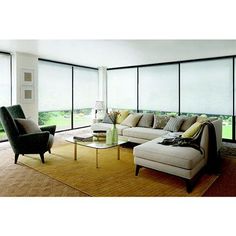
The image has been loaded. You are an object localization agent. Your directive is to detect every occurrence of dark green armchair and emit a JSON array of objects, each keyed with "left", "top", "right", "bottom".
[{"left": 0, "top": 105, "right": 56, "bottom": 164}]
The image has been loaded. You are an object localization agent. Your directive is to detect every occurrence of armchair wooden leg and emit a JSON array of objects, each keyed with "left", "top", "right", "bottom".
[
  {"left": 14, "top": 154, "right": 19, "bottom": 164},
  {"left": 135, "top": 165, "right": 141, "bottom": 176},
  {"left": 40, "top": 153, "right": 45, "bottom": 163},
  {"left": 48, "top": 149, "right": 51, "bottom": 154}
]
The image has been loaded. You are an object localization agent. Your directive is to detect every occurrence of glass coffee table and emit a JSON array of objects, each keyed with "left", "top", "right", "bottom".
[{"left": 66, "top": 136, "right": 128, "bottom": 168}]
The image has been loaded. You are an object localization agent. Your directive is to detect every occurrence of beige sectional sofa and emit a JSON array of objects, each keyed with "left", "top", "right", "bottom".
[{"left": 91, "top": 115, "right": 222, "bottom": 192}]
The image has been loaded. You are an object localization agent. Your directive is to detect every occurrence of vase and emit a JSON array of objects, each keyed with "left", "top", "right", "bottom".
[
  {"left": 106, "top": 128, "right": 112, "bottom": 145},
  {"left": 111, "top": 124, "right": 118, "bottom": 144}
]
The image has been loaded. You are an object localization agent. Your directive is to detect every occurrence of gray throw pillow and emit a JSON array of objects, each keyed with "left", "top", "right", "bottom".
[
  {"left": 15, "top": 118, "right": 42, "bottom": 134},
  {"left": 120, "top": 113, "right": 143, "bottom": 127},
  {"left": 153, "top": 115, "right": 171, "bottom": 129},
  {"left": 137, "top": 113, "right": 154, "bottom": 128},
  {"left": 180, "top": 116, "right": 197, "bottom": 131},
  {"left": 102, "top": 113, "right": 114, "bottom": 124},
  {"left": 163, "top": 117, "right": 184, "bottom": 132}
]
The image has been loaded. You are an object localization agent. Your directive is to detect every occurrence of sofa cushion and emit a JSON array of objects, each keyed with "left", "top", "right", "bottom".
[
  {"left": 163, "top": 117, "right": 184, "bottom": 132},
  {"left": 181, "top": 122, "right": 202, "bottom": 138},
  {"left": 91, "top": 123, "right": 128, "bottom": 135},
  {"left": 133, "top": 137, "right": 204, "bottom": 170},
  {"left": 116, "top": 110, "right": 129, "bottom": 124},
  {"left": 120, "top": 113, "right": 143, "bottom": 127},
  {"left": 15, "top": 118, "right": 42, "bottom": 134},
  {"left": 137, "top": 113, "right": 154, "bottom": 128},
  {"left": 153, "top": 115, "right": 171, "bottom": 129},
  {"left": 123, "top": 127, "right": 168, "bottom": 140},
  {"left": 180, "top": 116, "right": 197, "bottom": 131}
]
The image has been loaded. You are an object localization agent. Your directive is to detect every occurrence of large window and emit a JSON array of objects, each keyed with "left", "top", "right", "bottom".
[
  {"left": 0, "top": 53, "right": 11, "bottom": 141},
  {"left": 106, "top": 58, "right": 235, "bottom": 140},
  {"left": 73, "top": 67, "right": 98, "bottom": 127},
  {"left": 139, "top": 64, "right": 179, "bottom": 115},
  {"left": 107, "top": 68, "right": 137, "bottom": 111},
  {"left": 38, "top": 60, "right": 99, "bottom": 131},
  {"left": 38, "top": 61, "right": 72, "bottom": 131},
  {"left": 180, "top": 59, "right": 233, "bottom": 139}
]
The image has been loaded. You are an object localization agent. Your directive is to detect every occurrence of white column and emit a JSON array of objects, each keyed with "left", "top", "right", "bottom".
[
  {"left": 98, "top": 66, "right": 107, "bottom": 110},
  {"left": 11, "top": 52, "right": 39, "bottom": 123}
]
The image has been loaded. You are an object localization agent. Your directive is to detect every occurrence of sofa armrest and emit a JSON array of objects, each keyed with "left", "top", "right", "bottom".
[
  {"left": 211, "top": 119, "right": 223, "bottom": 151},
  {"left": 200, "top": 119, "right": 223, "bottom": 159}
]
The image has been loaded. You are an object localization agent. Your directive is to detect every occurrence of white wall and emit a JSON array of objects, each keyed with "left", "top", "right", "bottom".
[{"left": 12, "top": 52, "right": 38, "bottom": 122}]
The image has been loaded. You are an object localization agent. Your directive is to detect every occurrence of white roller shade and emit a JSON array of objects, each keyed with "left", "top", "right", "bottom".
[
  {"left": 38, "top": 61, "right": 72, "bottom": 112},
  {"left": 181, "top": 59, "right": 233, "bottom": 115},
  {"left": 139, "top": 64, "right": 179, "bottom": 112},
  {"left": 74, "top": 67, "right": 98, "bottom": 109},
  {"left": 0, "top": 54, "right": 11, "bottom": 106},
  {"left": 107, "top": 68, "right": 137, "bottom": 110}
]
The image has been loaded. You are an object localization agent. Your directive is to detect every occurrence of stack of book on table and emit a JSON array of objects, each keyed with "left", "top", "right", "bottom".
[
  {"left": 93, "top": 130, "right": 106, "bottom": 140},
  {"left": 73, "top": 133, "right": 93, "bottom": 142}
]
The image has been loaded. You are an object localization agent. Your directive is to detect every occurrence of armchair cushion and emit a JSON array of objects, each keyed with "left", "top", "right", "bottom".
[{"left": 15, "top": 118, "right": 42, "bottom": 134}]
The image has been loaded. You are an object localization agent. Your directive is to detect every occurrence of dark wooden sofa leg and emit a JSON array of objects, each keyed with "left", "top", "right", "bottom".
[
  {"left": 14, "top": 154, "right": 19, "bottom": 164},
  {"left": 135, "top": 165, "right": 141, "bottom": 176},
  {"left": 48, "top": 149, "right": 51, "bottom": 154},
  {"left": 186, "top": 179, "right": 193, "bottom": 193},
  {"left": 40, "top": 153, "right": 45, "bottom": 163},
  {"left": 185, "top": 167, "right": 206, "bottom": 193}
]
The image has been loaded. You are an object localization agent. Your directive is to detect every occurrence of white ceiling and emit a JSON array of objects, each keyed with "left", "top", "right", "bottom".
[{"left": 1, "top": 40, "right": 236, "bottom": 68}]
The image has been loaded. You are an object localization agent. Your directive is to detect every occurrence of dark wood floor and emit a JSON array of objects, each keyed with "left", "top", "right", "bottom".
[{"left": 204, "top": 156, "right": 236, "bottom": 196}]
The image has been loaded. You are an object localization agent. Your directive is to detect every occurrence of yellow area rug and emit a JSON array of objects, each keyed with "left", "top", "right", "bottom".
[{"left": 19, "top": 144, "right": 218, "bottom": 196}]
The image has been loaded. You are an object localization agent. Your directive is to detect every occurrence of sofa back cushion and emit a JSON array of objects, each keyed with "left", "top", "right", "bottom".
[
  {"left": 137, "top": 113, "right": 154, "bottom": 128},
  {"left": 116, "top": 110, "right": 129, "bottom": 124},
  {"left": 153, "top": 115, "right": 171, "bottom": 129},
  {"left": 163, "top": 117, "right": 184, "bottom": 132},
  {"left": 121, "top": 113, "right": 143, "bottom": 127},
  {"left": 180, "top": 116, "right": 197, "bottom": 131}
]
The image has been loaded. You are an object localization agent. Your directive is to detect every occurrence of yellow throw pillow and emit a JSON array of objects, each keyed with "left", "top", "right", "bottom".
[
  {"left": 196, "top": 115, "right": 208, "bottom": 123},
  {"left": 116, "top": 110, "right": 129, "bottom": 124},
  {"left": 181, "top": 122, "right": 202, "bottom": 138}
]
